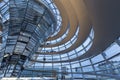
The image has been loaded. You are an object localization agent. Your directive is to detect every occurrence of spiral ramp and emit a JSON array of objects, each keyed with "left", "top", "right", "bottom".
[{"left": 0, "top": 0, "right": 120, "bottom": 80}]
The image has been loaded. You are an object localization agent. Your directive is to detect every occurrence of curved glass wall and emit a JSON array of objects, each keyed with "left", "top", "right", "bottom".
[
  {"left": 31, "top": 28, "right": 93, "bottom": 63},
  {"left": 0, "top": 0, "right": 120, "bottom": 80},
  {"left": 44, "top": 23, "right": 70, "bottom": 45},
  {"left": 37, "top": 27, "right": 93, "bottom": 54},
  {"left": 40, "top": 0, "right": 62, "bottom": 37},
  {"left": 39, "top": 26, "right": 79, "bottom": 53},
  {"left": 26, "top": 38, "right": 120, "bottom": 80}
]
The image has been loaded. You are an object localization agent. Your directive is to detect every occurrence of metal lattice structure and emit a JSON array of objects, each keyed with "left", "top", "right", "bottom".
[{"left": 0, "top": 0, "right": 120, "bottom": 80}]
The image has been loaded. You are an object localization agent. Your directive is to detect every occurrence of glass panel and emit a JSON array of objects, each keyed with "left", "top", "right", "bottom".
[
  {"left": 86, "top": 42, "right": 93, "bottom": 51},
  {"left": 91, "top": 54, "right": 104, "bottom": 64},
  {"left": 83, "top": 37, "right": 91, "bottom": 47},
  {"left": 110, "top": 55, "right": 120, "bottom": 62},
  {"left": 83, "top": 66, "right": 93, "bottom": 72},
  {"left": 77, "top": 50, "right": 85, "bottom": 56},
  {"left": 14, "top": 42, "right": 26, "bottom": 53},
  {"left": 81, "top": 60, "right": 91, "bottom": 66},
  {"left": 104, "top": 42, "right": 120, "bottom": 58},
  {"left": 75, "top": 45, "right": 83, "bottom": 52},
  {"left": 69, "top": 54, "right": 77, "bottom": 59},
  {"left": 5, "top": 45, "right": 14, "bottom": 53},
  {"left": 18, "top": 35, "right": 29, "bottom": 42}
]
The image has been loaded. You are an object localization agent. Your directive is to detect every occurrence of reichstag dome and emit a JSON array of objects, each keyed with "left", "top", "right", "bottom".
[{"left": 0, "top": 0, "right": 120, "bottom": 80}]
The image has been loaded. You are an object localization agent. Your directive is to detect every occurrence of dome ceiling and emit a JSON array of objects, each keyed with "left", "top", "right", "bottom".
[{"left": 32, "top": 0, "right": 120, "bottom": 63}]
